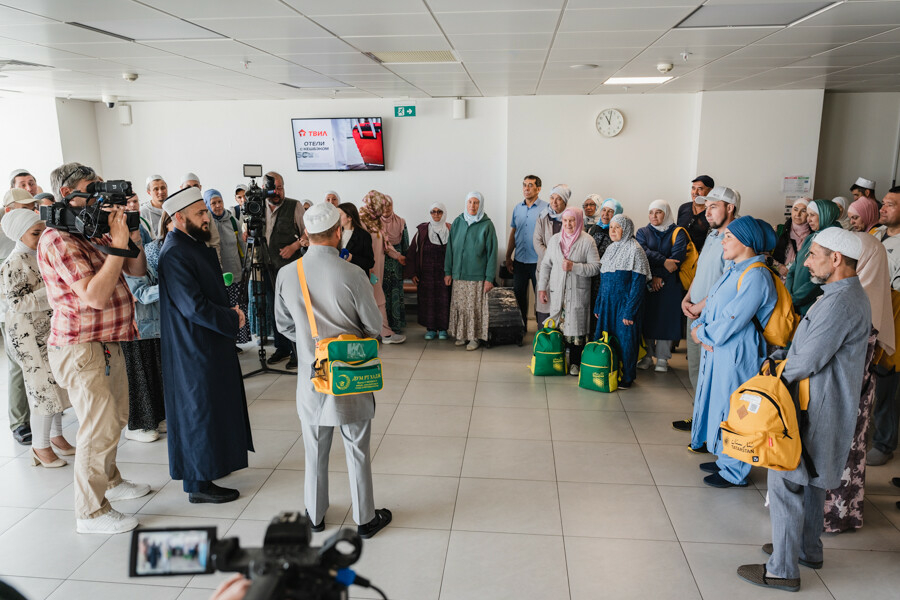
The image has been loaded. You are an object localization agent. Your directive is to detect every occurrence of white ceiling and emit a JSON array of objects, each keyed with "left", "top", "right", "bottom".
[{"left": 0, "top": 0, "right": 897, "bottom": 101}]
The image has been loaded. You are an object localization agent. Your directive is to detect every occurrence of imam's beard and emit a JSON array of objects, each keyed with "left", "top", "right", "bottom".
[{"left": 185, "top": 219, "right": 211, "bottom": 242}]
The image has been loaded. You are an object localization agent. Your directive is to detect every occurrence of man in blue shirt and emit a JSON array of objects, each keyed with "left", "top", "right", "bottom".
[{"left": 505, "top": 175, "right": 548, "bottom": 325}]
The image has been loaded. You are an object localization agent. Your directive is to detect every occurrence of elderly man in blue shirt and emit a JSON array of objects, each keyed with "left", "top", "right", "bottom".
[{"left": 504, "top": 174, "right": 548, "bottom": 325}]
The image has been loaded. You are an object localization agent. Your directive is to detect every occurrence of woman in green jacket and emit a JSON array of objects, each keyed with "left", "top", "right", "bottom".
[
  {"left": 445, "top": 192, "right": 498, "bottom": 350},
  {"left": 785, "top": 198, "right": 841, "bottom": 315}
]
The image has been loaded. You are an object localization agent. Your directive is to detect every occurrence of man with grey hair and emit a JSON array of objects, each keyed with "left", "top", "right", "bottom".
[
  {"left": 738, "top": 227, "right": 869, "bottom": 592},
  {"left": 141, "top": 175, "right": 168, "bottom": 239},
  {"left": 37, "top": 162, "right": 151, "bottom": 534}
]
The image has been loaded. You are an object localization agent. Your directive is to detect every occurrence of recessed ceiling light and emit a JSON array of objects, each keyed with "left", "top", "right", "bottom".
[
  {"left": 570, "top": 64, "right": 599, "bottom": 70},
  {"left": 604, "top": 76, "right": 672, "bottom": 85}
]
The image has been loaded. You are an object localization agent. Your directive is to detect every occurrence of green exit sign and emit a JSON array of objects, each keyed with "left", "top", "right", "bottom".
[{"left": 394, "top": 105, "right": 416, "bottom": 117}]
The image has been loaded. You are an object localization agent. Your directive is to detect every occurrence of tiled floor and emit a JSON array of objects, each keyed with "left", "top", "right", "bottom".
[{"left": 1, "top": 323, "right": 899, "bottom": 600}]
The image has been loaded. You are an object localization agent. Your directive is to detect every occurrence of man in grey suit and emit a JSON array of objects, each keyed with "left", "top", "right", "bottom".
[
  {"left": 738, "top": 227, "right": 870, "bottom": 592},
  {"left": 274, "top": 202, "right": 391, "bottom": 539}
]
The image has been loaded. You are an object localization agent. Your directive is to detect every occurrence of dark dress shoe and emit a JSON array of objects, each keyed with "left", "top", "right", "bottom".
[
  {"left": 699, "top": 461, "right": 719, "bottom": 474},
  {"left": 891, "top": 477, "right": 900, "bottom": 489},
  {"left": 762, "top": 543, "right": 822, "bottom": 569},
  {"left": 737, "top": 564, "right": 800, "bottom": 592},
  {"left": 266, "top": 350, "right": 290, "bottom": 365},
  {"left": 306, "top": 511, "right": 325, "bottom": 532},
  {"left": 672, "top": 418, "right": 692, "bottom": 432},
  {"left": 618, "top": 381, "right": 632, "bottom": 389},
  {"left": 12, "top": 425, "right": 31, "bottom": 445},
  {"left": 687, "top": 442, "right": 708, "bottom": 454},
  {"left": 286, "top": 356, "right": 298, "bottom": 370},
  {"left": 703, "top": 472, "right": 749, "bottom": 488},
  {"left": 358, "top": 508, "right": 392, "bottom": 539},
  {"left": 189, "top": 483, "right": 240, "bottom": 504}
]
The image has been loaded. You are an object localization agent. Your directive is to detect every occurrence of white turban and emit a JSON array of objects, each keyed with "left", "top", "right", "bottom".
[
  {"left": 162, "top": 186, "right": 203, "bottom": 214},
  {"left": 1, "top": 208, "right": 41, "bottom": 243}
]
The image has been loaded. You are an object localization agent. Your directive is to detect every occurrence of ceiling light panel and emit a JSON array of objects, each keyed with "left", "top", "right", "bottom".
[
  {"left": 560, "top": 7, "right": 698, "bottom": 32},
  {"left": 190, "top": 17, "right": 328, "bottom": 40},
  {"left": 434, "top": 10, "right": 561, "bottom": 35},
  {"left": 604, "top": 76, "right": 674, "bottom": 84},
  {"left": 677, "top": 3, "right": 832, "bottom": 28}
]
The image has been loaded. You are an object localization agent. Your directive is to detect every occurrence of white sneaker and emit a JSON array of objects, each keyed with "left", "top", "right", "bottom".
[
  {"left": 106, "top": 479, "right": 151, "bottom": 502},
  {"left": 455, "top": 339, "right": 466, "bottom": 346},
  {"left": 466, "top": 340, "right": 480, "bottom": 351},
  {"left": 637, "top": 356, "right": 653, "bottom": 370},
  {"left": 655, "top": 359, "right": 669, "bottom": 373},
  {"left": 76, "top": 508, "right": 139, "bottom": 534},
  {"left": 569, "top": 364, "right": 580, "bottom": 376},
  {"left": 157, "top": 420, "right": 166, "bottom": 434},
  {"left": 125, "top": 428, "right": 159, "bottom": 443},
  {"left": 382, "top": 334, "right": 407, "bottom": 345}
]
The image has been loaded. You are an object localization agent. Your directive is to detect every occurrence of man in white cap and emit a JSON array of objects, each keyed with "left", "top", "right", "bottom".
[
  {"left": 141, "top": 175, "right": 168, "bottom": 239},
  {"left": 38, "top": 162, "right": 150, "bottom": 534},
  {"left": 869, "top": 185, "right": 900, "bottom": 466},
  {"left": 158, "top": 186, "right": 254, "bottom": 504},
  {"left": 180, "top": 172, "right": 201, "bottom": 191},
  {"left": 9, "top": 169, "right": 39, "bottom": 197},
  {"left": 234, "top": 184, "right": 248, "bottom": 221},
  {"left": 0, "top": 189, "right": 37, "bottom": 445},
  {"left": 274, "top": 202, "right": 392, "bottom": 540},
  {"left": 850, "top": 177, "right": 876, "bottom": 202},
  {"left": 674, "top": 185, "right": 739, "bottom": 441},
  {"left": 739, "top": 226, "right": 870, "bottom": 592}
]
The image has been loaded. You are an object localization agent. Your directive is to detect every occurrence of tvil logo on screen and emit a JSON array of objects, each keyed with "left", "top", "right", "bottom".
[{"left": 297, "top": 129, "right": 328, "bottom": 137}]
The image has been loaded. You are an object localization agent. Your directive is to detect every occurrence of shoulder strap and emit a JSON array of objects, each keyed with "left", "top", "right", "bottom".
[
  {"left": 296, "top": 259, "right": 318, "bottom": 341},
  {"left": 737, "top": 261, "right": 768, "bottom": 291},
  {"left": 230, "top": 215, "right": 240, "bottom": 233},
  {"left": 140, "top": 216, "right": 152, "bottom": 233}
]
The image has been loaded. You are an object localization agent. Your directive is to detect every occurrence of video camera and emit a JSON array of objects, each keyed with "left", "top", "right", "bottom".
[
  {"left": 40, "top": 179, "right": 141, "bottom": 257},
  {"left": 129, "top": 511, "right": 385, "bottom": 600},
  {"left": 242, "top": 164, "right": 276, "bottom": 238}
]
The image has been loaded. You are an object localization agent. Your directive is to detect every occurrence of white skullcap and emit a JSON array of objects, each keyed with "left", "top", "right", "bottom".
[
  {"left": 8, "top": 168, "right": 30, "bottom": 181},
  {"left": 1, "top": 208, "right": 41, "bottom": 243},
  {"left": 854, "top": 177, "right": 875, "bottom": 190},
  {"left": 705, "top": 185, "right": 741, "bottom": 213},
  {"left": 181, "top": 172, "right": 200, "bottom": 185},
  {"left": 235, "top": 184, "right": 248, "bottom": 193},
  {"left": 304, "top": 202, "right": 340, "bottom": 234},
  {"left": 3, "top": 188, "right": 35, "bottom": 207},
  {"left": 145, "top": 174, "right": 164, "bottom": 188},
  {"left": 813, "top": 227, "right": 863, "bottom": 260},
  {"left": 162, "top": 186, "right": 203, "bottom": 215}
]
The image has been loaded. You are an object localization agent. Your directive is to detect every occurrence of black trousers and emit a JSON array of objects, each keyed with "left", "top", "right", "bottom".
[{"left": 512, "top": 260, "right": 537, "bottom": 325}]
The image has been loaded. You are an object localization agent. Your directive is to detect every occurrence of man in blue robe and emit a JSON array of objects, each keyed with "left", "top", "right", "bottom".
[
  {"left": 690, "top": 216, "right": 778, "bottom": 487},
  {"left": 159, "top": 187, "right": 254, "bottom": 503}
]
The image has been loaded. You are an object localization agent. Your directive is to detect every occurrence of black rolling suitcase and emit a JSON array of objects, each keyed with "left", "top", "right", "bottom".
[{"left": 485, "top": 287, "right": 525, "bottom": 347}]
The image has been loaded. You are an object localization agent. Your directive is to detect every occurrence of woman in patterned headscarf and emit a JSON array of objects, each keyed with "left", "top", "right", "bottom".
[{"left": 360, "top": 190, "right": 406, "bottom": 344}]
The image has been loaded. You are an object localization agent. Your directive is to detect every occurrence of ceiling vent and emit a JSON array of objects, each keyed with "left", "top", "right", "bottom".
[
  {"left": 366, "top": 50, "right": 458, "bottom": 64},
  {"left": 0, "top": 59, "right": 55, "bottom": 72}
]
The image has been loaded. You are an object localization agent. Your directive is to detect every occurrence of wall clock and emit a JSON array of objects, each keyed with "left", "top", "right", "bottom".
[{"left": 596, "top": 108, "right": 624, "bottom": 137}]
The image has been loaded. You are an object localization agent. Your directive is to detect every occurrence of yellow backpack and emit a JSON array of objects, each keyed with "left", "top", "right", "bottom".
[
  {"left": 736, "top": 261, "right": 799, "bottom": 348},
  {"left": 672, "top": 227, "right": 698, "bottom": 289},
  {"left": 720, "top": 359, "right": 812, "bottom": 472}
]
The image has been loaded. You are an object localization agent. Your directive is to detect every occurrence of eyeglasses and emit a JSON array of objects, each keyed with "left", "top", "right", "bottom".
[
  {"left": 430, "top": 210, "right": 444, "bottom": 214},
  {"left": 61, "top": 165, "right": 95, "bottom": 189}
]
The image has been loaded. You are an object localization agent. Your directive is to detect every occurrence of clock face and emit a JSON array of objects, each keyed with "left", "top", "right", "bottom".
[{"left": 596, "top": 108, "right": 624, "bottom": 137}]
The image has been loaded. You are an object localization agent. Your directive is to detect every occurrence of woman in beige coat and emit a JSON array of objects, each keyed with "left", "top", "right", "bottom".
[{"left": 533, "top": 184, "right": 571, "bottom": 324}]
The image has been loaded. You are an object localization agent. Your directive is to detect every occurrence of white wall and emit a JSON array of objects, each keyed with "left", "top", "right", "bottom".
[
  {"left": 56, "top": 98, "right": 103, "bottom": 176},
  {"left": 94, "top": 97, "right": 508, "bottom": 230},
  {"left": 815, "top": 92, "right": 900, "bottom": 200},
  {"left": 0, "top": 95, "right": 63, "bottom": 190},
  {"left": 696, "top": 90, "right": 825, "bottom": 225}
]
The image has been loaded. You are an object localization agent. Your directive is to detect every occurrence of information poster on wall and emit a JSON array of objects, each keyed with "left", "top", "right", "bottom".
[{"left": 782, "top": 175, "right": 811, "bottom": 217}]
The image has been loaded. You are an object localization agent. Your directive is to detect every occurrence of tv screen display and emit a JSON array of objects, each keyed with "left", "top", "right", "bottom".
[{"left": 291, "top": 117, "right": 384, "bottom": 171}]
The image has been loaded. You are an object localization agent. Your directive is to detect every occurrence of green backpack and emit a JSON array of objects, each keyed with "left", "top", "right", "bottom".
[
  {"left": 530, "top": 320, "right": 567, "bottom": 376},
  {"left": 578, "top": 332, "right": 619, "bottom": 393}
]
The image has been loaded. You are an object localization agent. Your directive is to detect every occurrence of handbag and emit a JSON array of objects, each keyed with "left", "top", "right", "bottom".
[{"left": 296, "top": 259, "right": 384, "bottom": 396}]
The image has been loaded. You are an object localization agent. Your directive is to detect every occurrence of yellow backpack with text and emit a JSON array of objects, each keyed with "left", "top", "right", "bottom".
[{"left": 736, "top": 262, "right": 798, "bottom": 348}]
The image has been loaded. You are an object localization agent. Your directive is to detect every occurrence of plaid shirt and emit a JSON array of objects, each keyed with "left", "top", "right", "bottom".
[{"left": 37, "top": 228, "right": 136, "bottom": 346}]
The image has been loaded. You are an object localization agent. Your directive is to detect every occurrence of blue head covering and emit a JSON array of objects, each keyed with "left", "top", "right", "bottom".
[
  {"left": 597, "top": 198, "right": 624, "bottom": 229},
  {"left": 463, "top": 191, "right": 485, "bottom": 225},
  {"left": 728, "top": 216, "right": 777, "bottom": 254},
  {"left": 202, "top": 188, "right": 226, "bottom": 221}
]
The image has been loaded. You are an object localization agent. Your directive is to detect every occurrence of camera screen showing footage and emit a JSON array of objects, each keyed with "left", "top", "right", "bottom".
[
  {"left": 130, "top": 527, "right": 216, "bottom": 577},
  {"left": 291, "top": 117, "right": 385, "bottom": 171}
]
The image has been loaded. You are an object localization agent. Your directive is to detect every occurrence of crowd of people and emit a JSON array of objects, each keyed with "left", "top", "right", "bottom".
[{"left": 2, "top": 163, "right": 900, "bottom": 594}]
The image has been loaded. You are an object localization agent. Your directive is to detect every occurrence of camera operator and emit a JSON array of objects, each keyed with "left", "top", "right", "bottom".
[
  {"left": 37, "top": 162, "right": 151, "bottom": 534},
  {"left": 262, "top": 171, "right": 305, "bottom": 370},
  {"left": 274, "top": 203, "right": 392, "bottom": 540}
]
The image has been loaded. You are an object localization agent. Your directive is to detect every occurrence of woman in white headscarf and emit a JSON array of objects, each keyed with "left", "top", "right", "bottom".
[
  {"left": 582, "top": 194, "right": 602, "bottom": 228},
  {"left": 406, "top": 202, "right": 451, "bottom": 340},
  {"left": 635, "top": 199, "right": 688, "bottom": 372},
  {"left": 533, "top": 184, "right": 571, "bottom": 324},
  {"left": 832, "top": 196, "right": 852, "bottom": 230},
  {"left": 0, "top": 209, "right": 72, "bottom": 467},
  {"left": 324, "top": 191, "right": 340, "bottom": 207}
]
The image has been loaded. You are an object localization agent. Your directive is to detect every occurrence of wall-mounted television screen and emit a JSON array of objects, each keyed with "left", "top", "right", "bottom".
[{"left": 291, "top": 117, "right": 384, "bottom": 171}]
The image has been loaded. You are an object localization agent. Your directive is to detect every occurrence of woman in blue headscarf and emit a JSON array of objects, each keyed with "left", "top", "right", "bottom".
[
  {"left": 203, "top": 189, "right": 250, "bottom": 344},
  {"left": 587, "top": 198, "right": 624, "bottom": 334},
  {"left": 689, "top": 216, "right": 779, "bottom": 488}
]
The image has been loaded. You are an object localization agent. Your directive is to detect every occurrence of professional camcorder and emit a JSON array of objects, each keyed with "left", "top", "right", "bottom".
[
  {"left": 40, "top": 179, "right": 141, "bottom": 256},
  {"left": 129, "top": 511, "right": 386, "bottom": 600},
  {"left": 241, "top": 163, "right": 276, "bottom": 238}
]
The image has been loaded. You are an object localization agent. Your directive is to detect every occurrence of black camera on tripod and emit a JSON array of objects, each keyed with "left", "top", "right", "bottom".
[
  {"left": 129, "top": 511, "right": 385, "bottom": 600},
  {"left": 242, "top": 164, "right": 276, "bottom": 238}
]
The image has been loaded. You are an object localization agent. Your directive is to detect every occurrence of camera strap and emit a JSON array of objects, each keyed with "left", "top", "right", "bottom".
[{"left": 92, "top": 238, "right": 141, "bottom": 259}]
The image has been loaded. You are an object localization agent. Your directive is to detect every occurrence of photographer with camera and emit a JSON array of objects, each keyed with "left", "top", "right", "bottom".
[
  {"left": 37, "top": 162, "right": 151, "bottom": 534},
  {"left": 261, "top": 171, "right": 305, "bottom": 370},
  {"left": 275, "top": 203, "right": 392, "bottom": 540}
]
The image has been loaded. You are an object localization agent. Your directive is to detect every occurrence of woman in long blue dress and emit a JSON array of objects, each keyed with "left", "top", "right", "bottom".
[
  {"left": 689, "top": 216, "right": 778, "bottom": 487},
  {"left": 635, "top": 199, "right": 688, "bottom": 372},
  {"left": 594, "top": 215, "right": 650, "bottom": 389}
]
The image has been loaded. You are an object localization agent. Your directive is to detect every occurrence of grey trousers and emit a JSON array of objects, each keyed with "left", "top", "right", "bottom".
[
  {"left": 766, "top": 469, "right": 826, "bottom": 580},
  {"left": 647, "top": 339, "right": 672, "bottom": 361},
  {"left": 686, "top": 317, "right": 700, "bottom": 390},
  {"left": 1, "top": 322, "right": 29, "bottom": 430},
  {"left": 301, "top": 418, "right": 375, "bottom": 526},
  {"left": 872, "top": 370, "right": 900, "bottom": 454}
]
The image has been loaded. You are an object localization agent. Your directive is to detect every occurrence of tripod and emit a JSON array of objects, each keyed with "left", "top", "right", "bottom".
[{"left": 241, "top": 231, "right": 295, "bottom": 379}]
